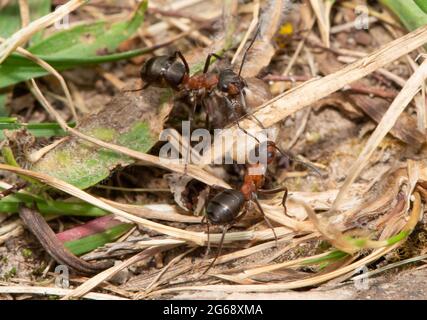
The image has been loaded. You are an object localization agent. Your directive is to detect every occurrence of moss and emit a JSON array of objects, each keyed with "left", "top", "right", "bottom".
[
  {"left": 21, "top": 248, "right": 33, "bottom": 259},
  {"left": 2, "top": 266, "right": 17, "bottom": 280}
]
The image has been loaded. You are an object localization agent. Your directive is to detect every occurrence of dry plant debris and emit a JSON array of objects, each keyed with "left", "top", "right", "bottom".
[{"left": 1, "top": 0, "right": 427, "bottom": 300}]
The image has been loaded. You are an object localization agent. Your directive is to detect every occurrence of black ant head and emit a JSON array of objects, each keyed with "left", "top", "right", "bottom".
[
  {"left": 217, "top": 23, "right": 262, "bottom": 96},
  {"left": 140, "top": 54, "right": 187, "bottom": 90},
  {"left": 254, "top": 140, "right": 277, "bottom": 165},
  {"left": 218, "top": 69, "right": 245, "bottom": 95}
]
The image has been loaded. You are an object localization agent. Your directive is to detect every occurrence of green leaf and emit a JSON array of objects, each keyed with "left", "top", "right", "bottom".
[
  {"left": 0, "top": 0, "right": 51, "bottom": 40},
  {"left": 0, "top": 47, "right": 153, "bottom": 89},
  {"left": 29, "top": 2, "right": 146, "bottom": 57},
  {"left": 415, "top": 0, "right": 427, "bottom": 14},
  {"left": 31, "top": 91, "right": 167, "bottom": 189},
  {"left": 0, "top": 93, "right": 8, "bottom": 117},
  {"left": 0, "top": 1, "right": 148, "bottom": 89},
  {"left": 63, "top": 223, "right": 132, "bottom": 255},
  {"left": 380, "top": 0, "right": 427, "bottom": 31},
  {"left": 0, "top": 0, "right": 51, "bottom": 113}
]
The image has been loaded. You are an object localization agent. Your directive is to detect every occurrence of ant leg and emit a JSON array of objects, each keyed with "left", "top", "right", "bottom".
[
  {"left": 174, "top": 51, "right": 190, "bottom": 75},
  {"left": 252, "top": 194, "right": 278, "bottom": 247},
  {"left": 271, "top": 144, "right": 322, "bottom": 177},
  {"left": 200, "top": 215, "right": 211, "bottom": 261},
  {"left": 224, "top": 96, "right": 260, "bottom": 144},
  {"left": 258, "top": 186, "right": 288, "bottom": 195},
  {"left": 258, "top": 186, "right": 289, "bottom": 216},
  {"left": 202, "top": 224, "right": 229, "bottom": 275},
  {"left": 183, "top": 96, "right": 198, "bottom": 175},
  {"left": 200, "top": 98, "right": 212, "bottom": 132},
  {"left": 239, "top": 90, "right": 265, "bottom": 130},
  {"left": 0, "top": 182, "right": 27, "bottom": 199},
  {"left": 281, "top": 188, "right": 288, "bottom": 216},
  {"left": 203, "top": 53, "right": 222, "bottom": 73}
]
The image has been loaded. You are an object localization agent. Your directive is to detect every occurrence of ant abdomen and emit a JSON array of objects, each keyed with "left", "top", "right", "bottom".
[
  {"left": 140, "top": 55, "right": 187, "bottom": 89},
  {"left": 206, "top": 189, "right": 245, "bottom": 224}
]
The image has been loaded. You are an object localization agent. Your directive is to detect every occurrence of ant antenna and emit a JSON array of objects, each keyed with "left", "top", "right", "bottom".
[
  {"left": 272, "top": 143, "right": 322, "bottom": 177},
  {"left": 238, "top": 23, "right": 262, "bottom": 77}
]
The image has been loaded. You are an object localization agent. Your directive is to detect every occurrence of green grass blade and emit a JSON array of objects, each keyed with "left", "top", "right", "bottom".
[
  {"left": 0, "top": 195, "right": 108, "bottom": 217},
  {"left": 302, "top": 250, "right": 348, "bottom": 265},
  {"left": 29, "top": 1, "right": 147, "bottom": 57},
  {"left": 0, "top": 1, "right": 148, "bottom": 89},
  {"left": 0, "top": 46, "right": 156, "bottom": 89},
  {"left": 380, "top": 0, "right": 427, "bottom": 31},
  {"left": 63, "top": 223, "right": 132, "bottom": 255},
  {"left": 415, "top": 0, "right": 427, "bottom": 14},
  {"left": 0, "top": 121, "right": 73, "bottom": 139}
]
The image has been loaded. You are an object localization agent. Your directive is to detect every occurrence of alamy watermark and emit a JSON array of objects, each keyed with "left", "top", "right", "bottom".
[
  {"left": 53, "top": 5, "right": 70, "bottom": 30},
  {"left": 353, "top": 265, "right": 370, "bottom": 291},
  {"left": 354, "top": 5, "right": 370, "bottom": 30},
  {"left": 54, "top": 265, "right": 69, "bottom": 289}
]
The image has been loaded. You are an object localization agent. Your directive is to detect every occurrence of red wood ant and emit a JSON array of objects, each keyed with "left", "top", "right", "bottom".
[
  {"left": 139, "top": 27, "right": 262, "bottom": 131},
  {"left": 200, "top": 140, "right": 322, "bottom": 274},
  {"left": 201, "top": 140, "right": 289, "bottom": 274},
  {"left": 138, "top": 27, "right": 264, "bottom": 173}
]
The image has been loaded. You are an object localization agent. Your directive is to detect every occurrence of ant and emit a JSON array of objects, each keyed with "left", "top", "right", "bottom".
[
  {"left": 139, "top": 26, "right": 263, "bottom": 132},
  {"left": 139, "top": 27, "right": 265, "bottom": 171},
  {"left": 200, "top": 140, "right": 322, "bottom": 275},
  {"left": 201, "top": 140, "right": 289, "bottom": 275}
]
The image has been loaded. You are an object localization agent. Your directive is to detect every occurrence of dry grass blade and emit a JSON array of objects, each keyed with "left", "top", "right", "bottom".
[
  {"left": 18, "top": 0, "right": 30, "bottom": 28},
  {"left": 62, "top": 245, "right": 178, "bottom": 300},
  {"left": 0, "top": 165, "right": 293, "bottom": 246},
  {"left": 331, "top": 59, "right": 427, "bottom": 210},
  {"left": 0, "top": 38, "right": 78, "bottom": 122},
  {"left": 201, "top": 24, "right": 427, "bottom": 165},
  {"left": 215, "top": 250, "right": 336, "bottom": 283},
  {"left": 103, "top": 199, "right": 202, "bottom": 224},
  {"left": 0, "top": 163, "right": 206, "bottom": 244},
  {"left": 147, "top": 247, "right": 393, "bottom": 295},
  {"left": 309, "top": 0, "right": 333, "bottom": 48},
  {"left": 351, "top": 253, "right": 427, "bottom": 282},
  {"left": 0, "top": 285, "right": 128, "bottom": 300},
  {"left": 144, "top": 247, "right": 197, "bottom": 294},
  {"left": 0, "top": 0, "right": 87, "bottom": 64},
  {"left": 231, "top": 0, "right": 260, "bottom": 65},
  {"left": 148, "top": 190, "right": 422, "bottom": 296}
]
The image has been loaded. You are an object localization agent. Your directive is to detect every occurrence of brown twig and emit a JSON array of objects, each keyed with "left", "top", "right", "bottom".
[
  {"left": 264, "top": 74, "right": 398, "bottom": 99},
  {"left": 148, "top": 7, "right": 211, "bottom": 24},
  {"left": 19, "top": 205, "right": 113, "bottom": 275}
]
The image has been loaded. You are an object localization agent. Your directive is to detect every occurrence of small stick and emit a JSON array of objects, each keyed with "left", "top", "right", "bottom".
[{"left": 19, "top": 204, "right": 113, "bottom": 275}]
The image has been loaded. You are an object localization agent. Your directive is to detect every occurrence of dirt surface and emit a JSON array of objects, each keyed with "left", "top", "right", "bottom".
[{"left": 170, "top": 267, "right": 427, "bottom": 300}]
